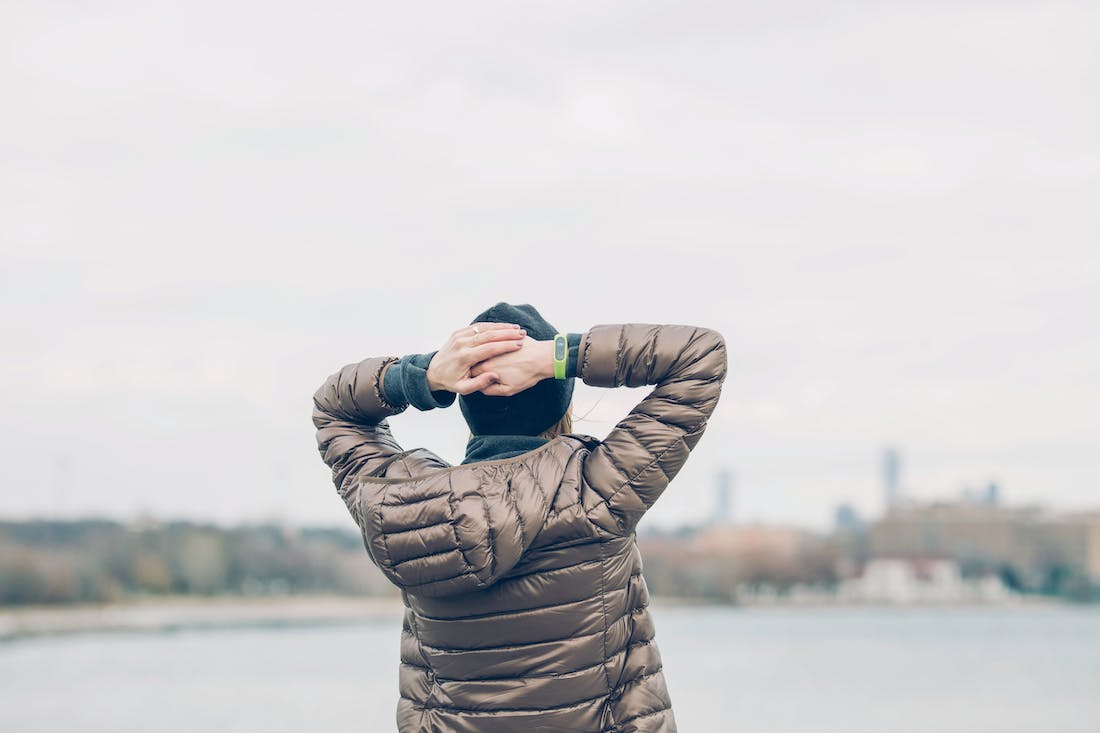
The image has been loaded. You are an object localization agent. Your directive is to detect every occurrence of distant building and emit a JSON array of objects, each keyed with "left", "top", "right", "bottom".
[
  {"left": 961, "top": 480, "right": 1001, "bottom": 506},
  {"left": 883, "top": 446, "right": 902, "bottom": 511},
  {"left": 711, "top": 467, "right": 734, "bottom": 526},
  {"left": 838, "top": 557, "right": 1011, "bottom": 604},
  {"left": 834, "top": 503, "right": 864, "bottom": 532},
  {"left": 691, "top": 524, "right": 809, "bottom": 559},
  {"left": 866, "top": 502, "right": 1100, "bottom": 590}
]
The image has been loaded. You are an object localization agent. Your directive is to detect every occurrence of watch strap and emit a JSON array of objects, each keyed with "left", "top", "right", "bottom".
[{"left": 552, "top": 333, "right": 568, "bottom": 380}]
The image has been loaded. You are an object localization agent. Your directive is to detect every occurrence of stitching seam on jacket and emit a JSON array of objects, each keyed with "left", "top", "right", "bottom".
[
  {"left": 378, "top": 490, "right": 451, "bottom": 508},
  {"left": 502, "top": 468, "right": 529, "bottom": 551},
  {"left": 401, "top": 651, "right": 624, "bottom": 683},
  {"left": 376, "top": 482, "right": 395, "bottom": 570},
  {"left": 620, "top": 666, "right": 665, "bottom": 691},
  {"left": 585, "top": 429, "right": 698, "bottom": 533},
  {"left": 382, "top": 519, "right": 458, "bottom": 539},
  {"left": 409, "top": 590, "right": 600, "bottom": 623},
  {"left": 447, "top": 472, "right": 488, "bottom": 590},
  {"left": 479, "top": 479, "right": 497, "bottom": 581},
  {"left": 597, "top": 538, "right": 616, "bottom": 728},
  {"left": 412, "top": 607, "right": 637, "bottom": 653},
  {"left": 403, "top": 607, "right": 431, "bottom": 731},
  {"left": 390, "top": 546, "right": 467, "bottom": 569},
  {"left": 401, "top": 687, "right": 612, "bottom": 716},
  {"left": 491, "top": 552, "right": 604, "bottom": 583},
  {"left": 615, "top": 701, "right": 671, "bottom": 729}
]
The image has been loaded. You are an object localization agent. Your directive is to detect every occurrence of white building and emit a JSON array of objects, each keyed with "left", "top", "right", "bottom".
[{"left": 838, "top": 558, "right": 1012, "bottom": 605}]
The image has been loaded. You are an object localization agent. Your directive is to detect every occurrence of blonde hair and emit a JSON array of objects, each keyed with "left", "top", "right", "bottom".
[
  {"left": 467, "top": 402, "right": 573, "bottom": 442},
  {"left": 538, "top": 403, "right": 573, "bottom": 439}
]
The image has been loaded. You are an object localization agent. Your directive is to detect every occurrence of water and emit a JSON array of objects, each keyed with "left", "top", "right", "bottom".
[{"left": 2, "top": 604, "right": 1098, "bottom": 732}]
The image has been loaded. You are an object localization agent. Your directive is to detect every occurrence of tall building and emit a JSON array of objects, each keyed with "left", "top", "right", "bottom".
[
  {"left": 834, "top": 503, "right": 863, "bottom": 532},
  {"left": 883, "top": 446, "right": 902, "bottom": 512},
  {"left": 714, "top": 468, "right": 734, "bottom": 525}
]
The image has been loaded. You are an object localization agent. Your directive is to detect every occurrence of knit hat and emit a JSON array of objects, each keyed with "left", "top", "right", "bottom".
[{"left": 458, "top": 302, "right": 574, "bottom": 436}]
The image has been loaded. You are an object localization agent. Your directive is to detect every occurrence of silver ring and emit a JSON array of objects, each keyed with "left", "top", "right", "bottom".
[{"left": 472, "top": 324, "right": 480, "bottom": 334}]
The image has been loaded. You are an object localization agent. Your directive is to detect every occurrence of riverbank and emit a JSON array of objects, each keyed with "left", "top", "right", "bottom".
[
  {"left": 0, "top": 595, "right": 406, "bottom": 641},
  {"left": 1, "top": 593, "right": 1072, "bottom": 642}
]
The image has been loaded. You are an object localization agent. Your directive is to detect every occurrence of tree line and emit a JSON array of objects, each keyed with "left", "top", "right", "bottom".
[{"left": 0, "top": 518, "right": 397, "bottom": 605}]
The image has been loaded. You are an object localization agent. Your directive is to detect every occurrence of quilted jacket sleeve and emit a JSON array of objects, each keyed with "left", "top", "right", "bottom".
[
  {"left": 577, "top": 324, "right": 728, "bottom": 536},
  {"left": 313, "top": 354, "right": 558, "bottom": 599},
  {"left": 312, "top": 355, "right": 412, "bottom": 512}
]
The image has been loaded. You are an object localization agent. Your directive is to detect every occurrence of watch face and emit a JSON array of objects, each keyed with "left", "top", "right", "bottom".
[{"left": 555, "top": 337, "right": 566, "bottom": 360}]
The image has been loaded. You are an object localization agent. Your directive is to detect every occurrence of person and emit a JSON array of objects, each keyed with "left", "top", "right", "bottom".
[{"left": 312, "top": 302, "right": 728, "bottom": 733}]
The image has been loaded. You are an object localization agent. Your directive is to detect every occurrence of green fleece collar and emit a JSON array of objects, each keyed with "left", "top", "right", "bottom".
[{"left": 461, "top": 434, "right": 549, "bottom": 464}]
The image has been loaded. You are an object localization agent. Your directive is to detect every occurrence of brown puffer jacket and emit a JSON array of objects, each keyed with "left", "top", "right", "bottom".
[{"left": 313, "top": 324, "right": 727, "bottom": 732}]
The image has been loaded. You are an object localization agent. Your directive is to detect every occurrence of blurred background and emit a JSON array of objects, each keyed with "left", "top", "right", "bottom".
[{"left": 2, "top": 1, "right": 1098, "bottom": 731}]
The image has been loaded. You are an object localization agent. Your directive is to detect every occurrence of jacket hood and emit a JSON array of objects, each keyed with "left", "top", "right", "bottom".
[{"left": 354, "top": 434, "right": 600, "bottom": 598}]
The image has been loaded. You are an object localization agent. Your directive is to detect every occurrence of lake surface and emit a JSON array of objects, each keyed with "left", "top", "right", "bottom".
[{"left": 2, "top": 604, "right": 1098, "bottom": 732}]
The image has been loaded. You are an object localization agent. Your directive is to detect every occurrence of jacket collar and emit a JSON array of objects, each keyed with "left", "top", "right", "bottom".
[{"left": 462, "top": 434, "right": 549, "bottom": 464}]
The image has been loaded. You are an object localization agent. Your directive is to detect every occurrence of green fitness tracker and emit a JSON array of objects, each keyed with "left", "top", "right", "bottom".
[{"left": 552, "top": 333, "right": 567, "bottom": 380}]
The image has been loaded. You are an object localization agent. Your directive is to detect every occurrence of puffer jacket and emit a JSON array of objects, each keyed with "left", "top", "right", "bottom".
[{"left": 312, "top": 324, "right": 727, "bottom": 732}]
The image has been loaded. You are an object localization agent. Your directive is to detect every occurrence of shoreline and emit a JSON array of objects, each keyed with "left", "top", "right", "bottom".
[
  {"left": 0, "top": 594, "right": 406, "bottom": 641},
  {"left": 0, "top": 593, "right": 1075, "bottom": 642}
]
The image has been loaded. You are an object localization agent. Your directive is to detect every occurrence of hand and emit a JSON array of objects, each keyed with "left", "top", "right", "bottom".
[
  {"left": 468, "top": 336, "right": 554, "bottom": 396},
  {"left": 426, "top": 322, "right": 526, "bottom": 395}
]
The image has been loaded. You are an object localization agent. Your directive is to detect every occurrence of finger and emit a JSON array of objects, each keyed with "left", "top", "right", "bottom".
[
  {"left": 464, "top": 324, "right": 526, "bottom": 346},
  {"left": 471, "top": 327, "right": 526, "bottom": 345},
  {"left": 481, "top": 381, "right": 518, "bottom": 397},
  {"left": 457, "top": 371, "right": 498, "bottom": 395},
  {"left": 466, "top": 339, "right": 523, "bottom": 364},
  {"left": 484, "top": 378, "right": 508, "bottom": 396},
  {"left": 452, "top": 323, "right": 517, "bottom": 339},
  {"left": 470, "top": 322, "right": 522, "bottom": 333},
  {"left": 471, "top": 358, "right": 507, "bottom": 377}
]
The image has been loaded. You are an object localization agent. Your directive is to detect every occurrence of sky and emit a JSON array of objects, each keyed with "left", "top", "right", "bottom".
[{"left": 2, "top": 0, "right": 1098, "bottom": 532}]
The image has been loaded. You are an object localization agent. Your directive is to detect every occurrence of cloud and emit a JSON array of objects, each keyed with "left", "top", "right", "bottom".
[{"left": 2, "top": 0, "right": 1098, "bottom": 529}]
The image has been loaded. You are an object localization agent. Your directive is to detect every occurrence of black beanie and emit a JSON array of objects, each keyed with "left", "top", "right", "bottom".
[{"left": 458, "top": 302, "right": 575, "bottom": 436}]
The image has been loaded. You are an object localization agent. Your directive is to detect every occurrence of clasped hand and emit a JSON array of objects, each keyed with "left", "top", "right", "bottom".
[{"left": 426, "top": 322, "right": 552, "bottom": 398}]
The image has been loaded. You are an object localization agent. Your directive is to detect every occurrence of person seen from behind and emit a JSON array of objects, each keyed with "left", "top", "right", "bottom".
[{"left": 312, "top": 302, "right": 728, "bottom": 732}]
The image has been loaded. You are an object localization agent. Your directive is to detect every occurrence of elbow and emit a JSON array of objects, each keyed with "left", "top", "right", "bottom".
[
  {"left": 311, "top": 369, "right": 343, "bottom": 427},
  {"left": 689, "top": 326, "right": 728, "bottom": 383}
]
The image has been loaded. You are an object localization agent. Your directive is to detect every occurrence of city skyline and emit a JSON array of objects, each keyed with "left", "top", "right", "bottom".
[{"left": 3, "top": 1, "right": 1099, "bottom": 531}]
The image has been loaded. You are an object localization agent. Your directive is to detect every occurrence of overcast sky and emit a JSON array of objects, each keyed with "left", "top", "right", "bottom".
[{"left": 2, "top": 0, "right": 1098, "bottom": 531}]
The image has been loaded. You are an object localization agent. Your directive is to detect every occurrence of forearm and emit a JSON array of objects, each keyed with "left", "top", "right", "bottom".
[
  {"left": 576, "top": 324, "right": 728, "bottom": 535},
  {"left": 312, "top": 356, "right": 407, "bottom": 490},
  {"left": 313, "top": 355, "right": 405, "bottom": 426},
  {"left": 577, "top": 324, "right": 727, "bottom": 393}
]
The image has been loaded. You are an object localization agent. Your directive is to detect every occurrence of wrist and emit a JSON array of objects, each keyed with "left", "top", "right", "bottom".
[
  {"left": 540, "top": 340, "right": 557, "bottom": 380},
  {"left": 426, "top": 356, "right": 449, "bottom": 392},
  {"left": 382, "top": 352, "right": 456, "bottom": 412},
  {"left": 551, "top": 333, "right": 569, "bottom": 379},
  {"left": 427, "top": 376, "right": 447, "bottom": 393}
]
